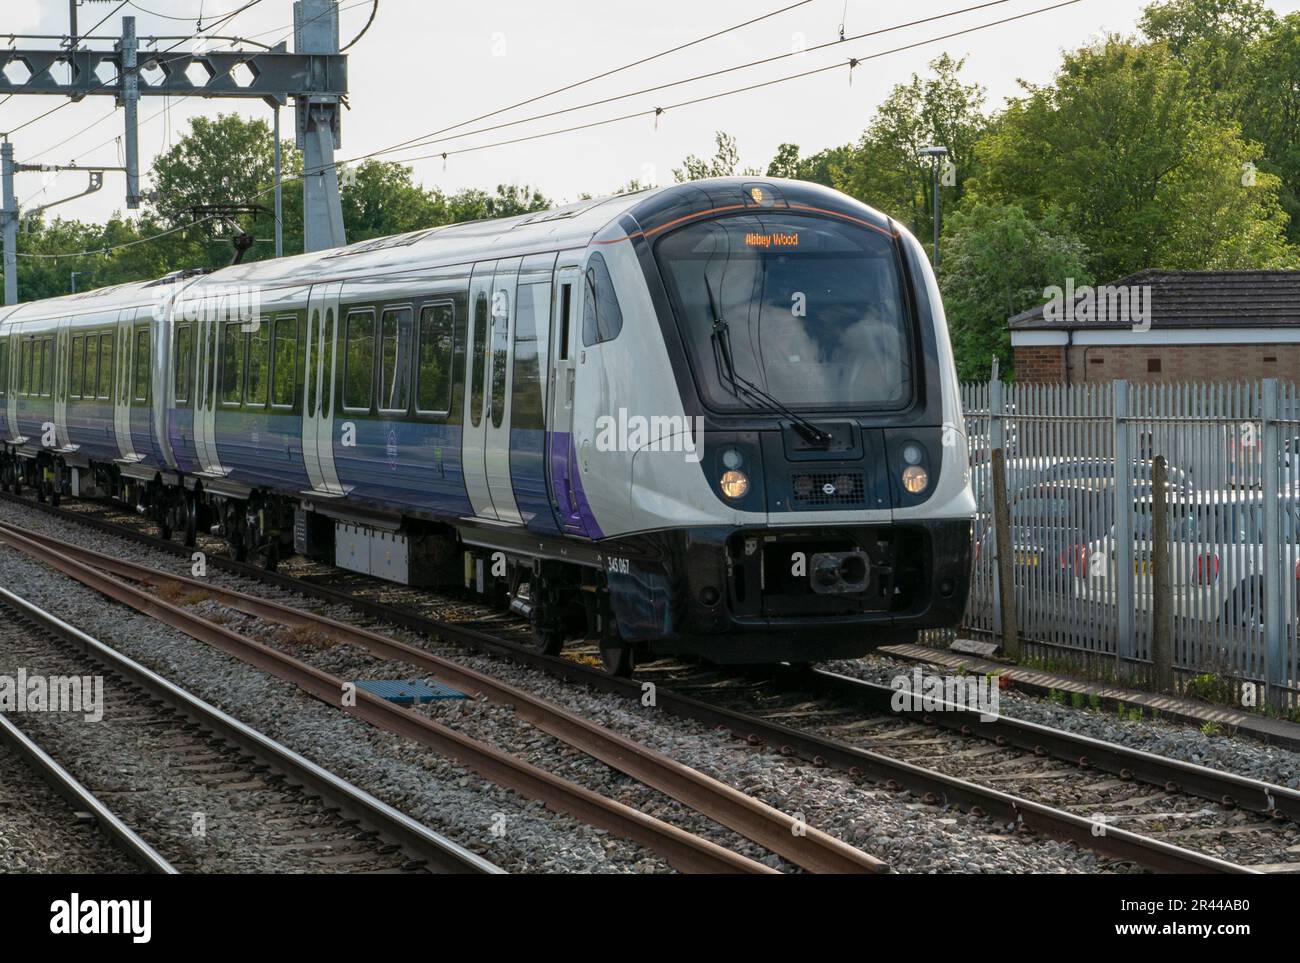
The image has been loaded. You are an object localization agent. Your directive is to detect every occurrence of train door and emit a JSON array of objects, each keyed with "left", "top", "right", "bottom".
[
  {"left": 301, "top": 281, "right": 346, "bottom": 496},
  {"left": 483, "top": 258, "right": 522, "bottom": 524},
  {"left": 546, "top": 264, "right": 587, "bottom": 535},
  {"left": 128, "top": 311, "right": 156, "bottom": 464},
  {"left": 0, "top": 330, "right": 11, "bottom": 441},
  {"left": 461, "top": 261, "right": 497, "bottom": 519},
  {"left": 112, "top": 309, "right": 140, "bottom": 462},
  {"left": 52, "top": 319, "right": 72, "bottom": 452},
  {"left": 192, "top": 295, "right": 228, "bottom": 475}
]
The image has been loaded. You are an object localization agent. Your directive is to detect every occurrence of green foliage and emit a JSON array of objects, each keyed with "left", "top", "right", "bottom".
[
  {"left": 1187, "top": 671, "right": 1235, "bottom": 705},
  {"left": 149, "top": 112, "right": 302, "bottom": 266},
  {"left": 8, "top": 114, "right": 553, "bottom": 300},
  {"left": 1141, "top": 0, "right": 1276, "bottom": 105},
  {"left": 939, "top": 203, "right": 1091, "bottom": 380},
  {"left": 968, "top": 37, "right": 1294, "bottom": 280},
  {"left": 765, "top": 143, "right": 852, "bottom": 187},
  {"left": 673, "top": 131, "right": 760, "bottom": 182},
  {"left": 832, "top": 54, "right": 987, "bottom": 241}
]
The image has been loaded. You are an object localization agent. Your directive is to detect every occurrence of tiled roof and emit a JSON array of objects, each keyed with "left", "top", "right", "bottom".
[{"left": 1009, "top": 270, "right": 1300, "bottom": 330}]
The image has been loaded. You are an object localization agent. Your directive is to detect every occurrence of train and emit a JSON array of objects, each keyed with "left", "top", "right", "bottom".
[{"left": 0, "top": 177, "right": 974, "bottom": 674}]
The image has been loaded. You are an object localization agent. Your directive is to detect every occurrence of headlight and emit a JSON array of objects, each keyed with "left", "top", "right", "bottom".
[
  {"left": 721, "top": 448, "right": 743, "bottom": 470},
  {"left": 902, "top": 443, "right": 923, "bottom": 465},
  {"left": 902, "top": 465, "right": 928, "bottom": 494},
  {"left": 720, "top": 469, "right": 750, "bottom": 499}
]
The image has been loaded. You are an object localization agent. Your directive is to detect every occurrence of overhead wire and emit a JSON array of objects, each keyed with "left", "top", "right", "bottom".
[{"left": 15, "top": 0, "right": 1085, "bottom": 260}]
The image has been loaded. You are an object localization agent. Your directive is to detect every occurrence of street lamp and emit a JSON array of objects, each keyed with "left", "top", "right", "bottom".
[{"left": 918, "top": 145, "right": 948, "bottom": 272}]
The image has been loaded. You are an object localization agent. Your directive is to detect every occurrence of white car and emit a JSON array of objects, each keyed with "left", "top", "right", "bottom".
[{"left": 1074, "top": 490, "right": 1300, "bottom": 627}]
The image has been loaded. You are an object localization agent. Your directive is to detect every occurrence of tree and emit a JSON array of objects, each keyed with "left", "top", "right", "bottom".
[
  {"left": 967, "top": 37, "right": 1294, "bottom": 279},
  {"left": 1243, "top": 14, "right": 1300, "bottom": 242},
  {"left": 673, "top": 131, "right": 760, "bottom": 181},
  {"left": 832, "top": 54, "right": 987, "bottom": 237},
  {"left": 148, "top": 112, "right": 301, "bottom": 266},
  {"left": 438, "top": 183, "right": 550, "bottom": 223},
  {"left": 340, "top": 159, "right": 444, "bottom": 242},
  {"left": 1138, "top": 1, "right": 1299, "bottom": 242},
  {"left": 939, "top": 204, "right": 1091, "bottom": 380},
  {"left": 765, "top": 142, "right": 852, "bottom": 187}
]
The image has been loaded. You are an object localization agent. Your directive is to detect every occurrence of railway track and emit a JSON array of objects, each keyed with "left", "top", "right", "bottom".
[
  {"left": 2, "top": 490, "right": 1292, "bottom": 872},
  {"left": 0, "top": 707, "right": 153, "bottom": 873},
  {"left": 0, "top": 513, "right": 881, "bottom": 874},
  {"left": 0, "top": 582, "right": 500, "bottom": 874}
]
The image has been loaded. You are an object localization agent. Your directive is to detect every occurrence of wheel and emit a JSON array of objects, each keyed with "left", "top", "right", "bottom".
[
  {"left": 526, "top": 621, "right": 564, "bottom": 657},
  {"left": 1223, "top": 582, "right": 1263, "bottom": 629},
  {"left": 183, "top": 497, "right": 198, "bottom": 548},
  {"left": 599, "top": 641, "right": 635, "bottom": 677},
  {"left": 261, "top": 541, "right": 280, "bottom": 573}
]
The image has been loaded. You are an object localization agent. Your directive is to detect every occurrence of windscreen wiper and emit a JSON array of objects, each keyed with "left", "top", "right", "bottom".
[{"left": 705, "top": 276, "right": 833, "bottom": 448}]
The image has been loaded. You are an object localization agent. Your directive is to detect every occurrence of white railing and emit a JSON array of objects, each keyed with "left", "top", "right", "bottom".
[{"left": 960, "top": 379, "right": 1300, "bottom": 704}]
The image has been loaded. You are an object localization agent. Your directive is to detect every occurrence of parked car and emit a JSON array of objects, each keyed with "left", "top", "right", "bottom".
[
  {"left": 1074, "top": 490, "right": 1300, "bottom": 627},
  {"left": 972, "top": 457, "right": 1195, "bottom": 514},
  {"left": 976, "top": 479, "right": 1118, "bottom": 590}
]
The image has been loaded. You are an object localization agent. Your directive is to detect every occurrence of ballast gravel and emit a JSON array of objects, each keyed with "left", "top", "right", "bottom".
[{"left": 0, "top": 499, "right": 1164, "bottom": 873}]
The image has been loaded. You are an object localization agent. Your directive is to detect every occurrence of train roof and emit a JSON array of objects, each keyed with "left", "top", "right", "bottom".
[{"left": 0, "top": 177, "right": 895, "bottom": 325}]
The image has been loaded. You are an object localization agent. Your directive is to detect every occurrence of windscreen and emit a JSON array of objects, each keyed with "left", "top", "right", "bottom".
[{"left": 654, "top": 213, "right": 912, "bottom": 412}]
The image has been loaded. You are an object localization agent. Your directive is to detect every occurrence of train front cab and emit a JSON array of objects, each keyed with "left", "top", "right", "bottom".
[{"left": 590, "top": 180, "right": 974, "bottom": 665}]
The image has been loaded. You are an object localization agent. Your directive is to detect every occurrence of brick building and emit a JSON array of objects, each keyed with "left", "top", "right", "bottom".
[{"left": 1009, "top": 270, "right": 1300, "bottom": 384}]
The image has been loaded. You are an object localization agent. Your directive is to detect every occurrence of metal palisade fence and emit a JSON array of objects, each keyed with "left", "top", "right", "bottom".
[{"left": 958, "top": 379, "right": 1300, "bottom": 708}]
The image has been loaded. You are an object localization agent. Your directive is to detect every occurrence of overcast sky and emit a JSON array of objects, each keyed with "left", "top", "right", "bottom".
[{"left": 4, "top": 0, "right": 1299, "bottom": 229}]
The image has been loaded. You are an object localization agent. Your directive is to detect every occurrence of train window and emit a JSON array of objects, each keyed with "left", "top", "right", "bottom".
[
  {"left": 581, "top": 253, "right": 623, "bottom": 347},
  {"left": 490, "top": 287, "right": 510, "bottom": 430},
  {"left": 133, "top": 329, "right": 151, "bottom": 403},
  {"left": 0, "top": 338, "right": 7, "bottom": 399},
  {"left": 416, "top": 302, "right": 454, "bottom": 415},
  {"left": 306, "top": 309, "right": 320, "bottom": 414},
  {"left": 343, "top": 309, "right": 375, "bottom": 411},
  {"left": 69, "top": 336, "right": 83, "bottom": 398},
  {"left": 271, "top": 316, "right": 297, "bottom": 408},
  {"left": 174, "top": 325, "right": 192, "bottom": 403},
  {"left": 97, "top": 334, "right": 113, "bottom": 399},
  {"left": 512, "top": 281, "right": 550, "bottom": 431},
  {"left": 221, "top": 321, "right": 245, "bottom": 405},
  {"left": 119, "top": 329, "right": 130, "bottom": 404},
  {"left": 86, "top": 335, "right": 100, "bottom": 400},
  {"left": 470, "top": 292, "right": 488, "bottom": 428},
  {"left": 379, "top": 306, "right": 412, "bottom": 413},
  {"left": 655, "top": 213, "right": 912, "bottom": 412},
  {"left": 40, "top": 338, "right": 53, "bottom": 397},
  {"left": 557, "top": 284, "right": 572, "bottom": 360},
  {"left": 246, "top": 318, "right": 269, "bottom": 407},
  {"left": 17, "top": 339, "right": 28, "bottom": 395}
]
